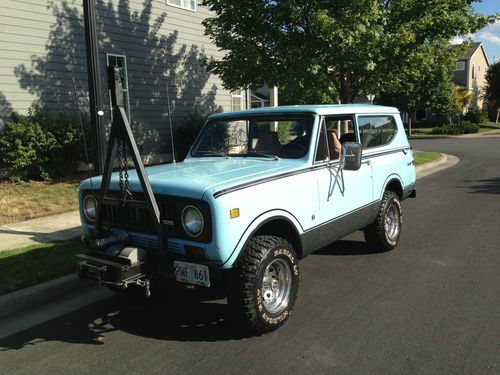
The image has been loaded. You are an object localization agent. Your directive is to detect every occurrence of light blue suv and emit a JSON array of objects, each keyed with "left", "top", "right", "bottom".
[{"left": 78, "top": 104, "right": 416, "bottom": 333}]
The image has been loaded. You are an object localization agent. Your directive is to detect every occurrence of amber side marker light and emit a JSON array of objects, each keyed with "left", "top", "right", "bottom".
[
  {"left": 185, "top": 245, "right": 206, "bottom": 259},
  {"left": 230, "top": 208, "right": 240, "bottom": 219}
]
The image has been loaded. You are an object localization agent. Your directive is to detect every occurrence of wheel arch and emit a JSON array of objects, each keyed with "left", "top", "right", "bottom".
[
  {"left": 221, "top": 212, "right": 304, "bottom": 269},
  {"left": 382, "top": 175, "right": 403, "bottom": 200}
]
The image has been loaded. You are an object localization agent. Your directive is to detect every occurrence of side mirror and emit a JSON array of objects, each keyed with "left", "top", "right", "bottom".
[{"left": 341, "top": 142, "right": 362, "bottom": 171}]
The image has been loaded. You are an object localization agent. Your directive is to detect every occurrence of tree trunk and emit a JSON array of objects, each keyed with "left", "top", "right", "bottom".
[
  {"left": 408, "top": 113, "right": 413, "bottom": 137},
  {"left": 496, "top": 108, "right": 500, "bottom": 124}
]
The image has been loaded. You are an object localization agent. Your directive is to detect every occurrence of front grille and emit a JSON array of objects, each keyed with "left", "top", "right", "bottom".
[{"left": 89, "top": 191, "right": 211, "bottom": 243}]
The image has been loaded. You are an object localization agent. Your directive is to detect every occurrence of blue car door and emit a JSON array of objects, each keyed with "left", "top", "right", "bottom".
[{"left": 313, "top": 115, "right": 374, "bottom": 248}]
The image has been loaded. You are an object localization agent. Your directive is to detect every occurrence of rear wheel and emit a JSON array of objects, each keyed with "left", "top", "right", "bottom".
[
  {"left": 364, "top": 191, "right": 402, "bottom": 251},
  {"left": 226, "top": 235, "right": 299, "bottom": 334}
]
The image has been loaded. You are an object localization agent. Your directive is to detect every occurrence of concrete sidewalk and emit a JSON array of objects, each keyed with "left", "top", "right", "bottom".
[{"left": 0, "top": 210, "right": 82, "bottom": 251}]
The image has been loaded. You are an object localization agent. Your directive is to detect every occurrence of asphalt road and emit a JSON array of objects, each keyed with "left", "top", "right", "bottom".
[{"left": 1, "top": 137, "right": 499, "bottom": 374}]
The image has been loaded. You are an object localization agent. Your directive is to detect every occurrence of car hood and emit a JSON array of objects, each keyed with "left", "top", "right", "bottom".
[{"left": 79, "top": 157, "right": 304, "bottom": 200}]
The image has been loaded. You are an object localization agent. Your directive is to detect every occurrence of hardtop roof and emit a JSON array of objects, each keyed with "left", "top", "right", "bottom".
[{"left": 208, "top": 104, "right": 400, "bottom": 119}]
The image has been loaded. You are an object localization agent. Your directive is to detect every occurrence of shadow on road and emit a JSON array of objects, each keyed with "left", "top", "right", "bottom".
[
  {"left": 313, "top": 239, "right": 388, "bottom": 256},
  {"left": 463, "top": 177, "right": 500, "bottom": 195},
  {"left": 0, "top": 284, "right": 251, "bottom": 351}
]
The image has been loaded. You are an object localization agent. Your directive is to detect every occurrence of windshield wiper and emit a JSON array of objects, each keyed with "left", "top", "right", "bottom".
[
  {"left": 244, "top": 151, "right": 280, "bottom": 160},
  {"left": 196, "top": 150, "right": 230, "bottom": 158}
]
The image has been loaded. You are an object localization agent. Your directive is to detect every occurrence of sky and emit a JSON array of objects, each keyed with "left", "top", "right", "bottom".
[{"left": 464, "top": 0, "right": 500, "bottom": 63}]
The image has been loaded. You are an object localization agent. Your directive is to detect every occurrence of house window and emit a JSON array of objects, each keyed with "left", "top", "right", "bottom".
[
  {"left": 455, "top": 61, "right": 465, "bottom": 71},
  {"left": 107, "top": 54, "right": 131, "bottom": 120},
  {"left": 472, "top": 64, "right": 475, "bottom": 79},
  {"left": 167, "top": 0, "right": 196, "bottom": 11},
  {"left": 231, "top": 92, "right": 243, "bottom": 112}
]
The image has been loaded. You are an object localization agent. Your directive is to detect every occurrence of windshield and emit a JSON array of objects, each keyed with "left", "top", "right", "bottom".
[{"left": 191, "top": 115, "right": 314, "bottom": 159}]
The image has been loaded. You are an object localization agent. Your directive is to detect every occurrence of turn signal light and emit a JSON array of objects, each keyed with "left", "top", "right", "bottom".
[
  {"left": 230, "top": 208, "right": 240, "bottom": 218},
  {"left": 185, "top": 245, "right": 206, "bottom": 259}
]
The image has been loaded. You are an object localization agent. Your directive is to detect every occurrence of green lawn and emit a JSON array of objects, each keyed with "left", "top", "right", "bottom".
[
  {"left": 411, "top": 121, "right": 500, "bottom": 137},
  {"left": 477, "top": 122, "right": 500, "bottom": 133},
  {"left": 0, "top": 240, "right": 86, "bottom": 295},
  {"left": 0, "top": 180, "right": 79, "bottom": 225},
  {"left": 414, "top": 151, "right": 441, "bottom": 165}
]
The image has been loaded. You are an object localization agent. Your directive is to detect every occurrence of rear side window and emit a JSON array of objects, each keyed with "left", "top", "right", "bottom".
[{"left": 357, "top": 116, "right": 397, "bottom": 149}]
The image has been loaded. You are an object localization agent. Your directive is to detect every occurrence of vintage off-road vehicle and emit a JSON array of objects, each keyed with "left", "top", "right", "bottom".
[{"left": 77, "top": 104, "right": 416, "bottom": 333}]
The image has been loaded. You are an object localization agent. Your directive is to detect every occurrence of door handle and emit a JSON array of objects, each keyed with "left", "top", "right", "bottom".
[{"left": 362, "top": 160, "right": 371, "bottom": 165}]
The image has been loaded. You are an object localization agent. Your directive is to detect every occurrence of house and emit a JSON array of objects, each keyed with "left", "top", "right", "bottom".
[
  {"left": 452, "top": 41, "right": 490, "bottom": 111},
  {"left": 413, "top": 41, "right": 490, "bottom": 123},
  {"left": 0, "top": 0, "right": 277, "bottom": 163}
]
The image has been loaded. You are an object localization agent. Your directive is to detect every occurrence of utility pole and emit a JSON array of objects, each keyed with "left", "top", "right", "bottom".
[{"left": 83, "top": 0, "right": 105, "bottom": 175}]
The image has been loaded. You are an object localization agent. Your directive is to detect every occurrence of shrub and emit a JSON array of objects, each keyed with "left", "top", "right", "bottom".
[
  {"left": 431, "top": 121, "right": 479, "bottom": 135},
  {"left": 0, "top": 118, "right": 56, "bottom": 180},
  {"left": 0, "top": 104, "right": 90, "bottom": 181},
  {"left": 174, "top": 113, "right": 207, "bottom": 161},
  {"left": 463, "top": 109, "right": 489, "bottom": 124}
]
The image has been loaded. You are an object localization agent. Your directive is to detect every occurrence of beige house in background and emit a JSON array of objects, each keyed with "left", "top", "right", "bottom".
[{"left": 452, "top": 41, "right": 490, "bottom": 111}]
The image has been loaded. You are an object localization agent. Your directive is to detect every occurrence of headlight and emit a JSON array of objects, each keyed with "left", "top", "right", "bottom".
[
  {"left": 83, "top": 195, "right": 97, "bottom": 221},
  {"left": 181, "top": 205, "right": 204, "bottom": 237}
]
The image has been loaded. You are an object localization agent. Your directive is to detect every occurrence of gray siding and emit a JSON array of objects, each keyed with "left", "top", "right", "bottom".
[
  {"left": 0, "top": 0, "right": 234, "bottom": 162},
  {"left": 453, "top": 60, "right": 468, "bottom": 88}
]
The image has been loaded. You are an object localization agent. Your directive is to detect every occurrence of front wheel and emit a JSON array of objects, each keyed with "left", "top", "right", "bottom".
[
  {"left": 364, "top": 191, "right": 402, "bottom": 251},
  {"left": 226, "top": 235, "right": 299, "bottom": 334}
]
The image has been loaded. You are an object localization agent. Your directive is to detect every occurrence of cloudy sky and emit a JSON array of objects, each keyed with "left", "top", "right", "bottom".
[{"left": 471, "top": 0, "right": 500, "bottom": 63}]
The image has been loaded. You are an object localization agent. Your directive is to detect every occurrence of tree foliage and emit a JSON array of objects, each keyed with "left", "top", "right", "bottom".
[
  {"left": 485, "top": 61, "right": 500, "bottom": 107},
  {"left": 202, "top": 0, "right": 491, "bottom": 104}
]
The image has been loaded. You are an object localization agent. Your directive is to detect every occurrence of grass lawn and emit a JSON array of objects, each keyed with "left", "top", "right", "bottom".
[
  {"left": 478, "top": 122, "right": 500, "bottom": 133},
  {"left": 414, "top": 151, "right": 441, "bottom": 165},
  {"left": 409, "top": 128, "right": 450, "bottom": 138},
  {"left": 0, "top": 240, "right": 87, "bottom": 295},
  {"left": 411, "top": 122, "right": 500, "bottom": 137},
  {"left": 0, "top": 180, "right": 80, "bottom": 225}
]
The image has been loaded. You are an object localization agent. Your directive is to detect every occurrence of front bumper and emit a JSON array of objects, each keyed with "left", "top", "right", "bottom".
[{"left": 76, "top": 249, "right": 223, "bottom": 287}]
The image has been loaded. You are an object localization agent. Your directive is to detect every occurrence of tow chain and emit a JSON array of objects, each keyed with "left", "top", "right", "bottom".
[{"left": 118, "top": 140, "right": 131, "bottom": 206}]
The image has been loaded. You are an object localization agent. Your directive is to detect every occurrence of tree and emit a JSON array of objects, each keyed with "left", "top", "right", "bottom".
[
  {"left": 378, "top": 43, "right": 460, "bottom": 134},
  {"left": 484, "top": 61, "right": 500, "bottom": 123},
  {"left": 202, "top": 0, "right": 491, "bottom": 104}
]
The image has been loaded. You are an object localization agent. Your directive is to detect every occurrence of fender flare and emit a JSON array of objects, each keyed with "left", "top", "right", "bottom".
[
  {"left": 220, "top": 209, "right": 304, "bottom": 269},
  {"left": 380, "top": 173, "right": 404, "bottom": 200}
]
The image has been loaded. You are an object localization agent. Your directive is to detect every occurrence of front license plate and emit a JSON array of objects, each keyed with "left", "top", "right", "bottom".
[{"left": 174, "top": 261, "right": 210, "bottom": 287}]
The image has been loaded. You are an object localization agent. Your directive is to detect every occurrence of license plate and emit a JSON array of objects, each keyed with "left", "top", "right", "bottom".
[{"left": 174, "top": 261, "right": 210, "bottom": 287}]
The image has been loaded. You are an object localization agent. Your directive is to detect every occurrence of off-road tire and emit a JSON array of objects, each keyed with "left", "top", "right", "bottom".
[
  {"left": 226, "top": 235, "right": 299, "bottom": 334},
  {"left": 364, "top": 191, "right": 402, "bottom": 251}
]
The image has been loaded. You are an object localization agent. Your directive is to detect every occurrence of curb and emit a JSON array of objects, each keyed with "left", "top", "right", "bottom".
[
  {"left": 415, "top": 153, "right": 447, "bottom": 175},
  {"left": 0, "top": 274, "right": 95, "bottom": 320},
  {"left": 415, "top": 153, "right": 459, "bottom": 179}
]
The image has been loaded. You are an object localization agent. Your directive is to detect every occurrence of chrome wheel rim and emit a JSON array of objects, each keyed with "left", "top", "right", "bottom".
[
  {"left": 385, "top": 204, "right": 400, "bottom": 241},
  {"left": 261, "top": 258, "right": 292, "bottom": 315}
]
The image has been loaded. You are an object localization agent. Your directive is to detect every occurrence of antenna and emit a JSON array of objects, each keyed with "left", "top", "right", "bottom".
[
  {"left": 72, "top": 77, "right": 95, "bottom": 194},
  {"left": 166, "top": 81, "right": 176, "bottom": 163}
]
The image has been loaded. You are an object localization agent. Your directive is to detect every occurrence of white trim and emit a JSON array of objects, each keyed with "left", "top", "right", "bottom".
[
  {"left": 231, "top": 92, "right": 243, "bottom": 112},
  {"left": 455, "top": 61, "right": 465, "bottom": 71},
  {"left": 166, "top": 0, "right": 197, "bottom": 12}
]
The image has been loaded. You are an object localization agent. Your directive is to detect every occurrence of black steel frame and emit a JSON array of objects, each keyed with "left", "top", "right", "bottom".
[{"left": 93, "top": 66, "right": 167, "bottom": 262}]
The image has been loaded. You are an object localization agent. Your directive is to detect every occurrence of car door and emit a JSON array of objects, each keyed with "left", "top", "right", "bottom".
[{"left": 313, "top": 115, "right": 374, "bottom": 248}]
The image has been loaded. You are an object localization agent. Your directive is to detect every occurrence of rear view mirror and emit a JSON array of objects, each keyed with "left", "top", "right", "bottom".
[{"left": 341, "top": 142, "right": 362, "bottom": 171}]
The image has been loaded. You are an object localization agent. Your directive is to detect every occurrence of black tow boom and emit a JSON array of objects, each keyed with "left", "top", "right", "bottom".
[{"left": 76, "top": 67, "right": 167, "bottom": 296}]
